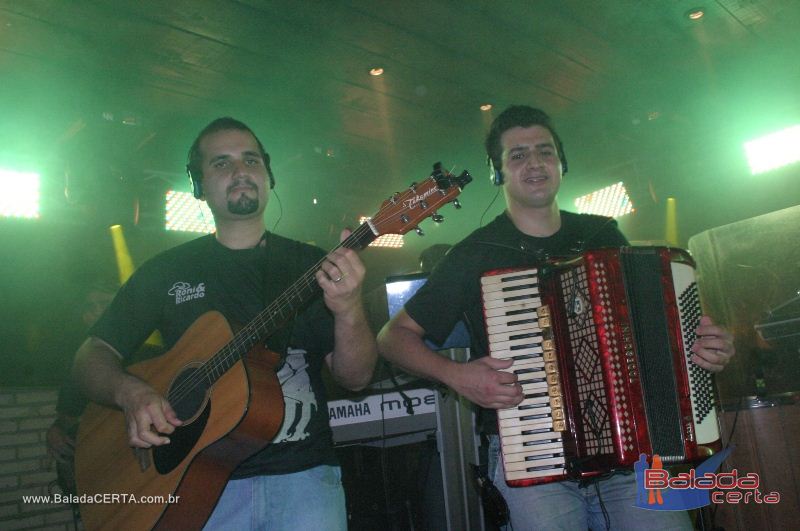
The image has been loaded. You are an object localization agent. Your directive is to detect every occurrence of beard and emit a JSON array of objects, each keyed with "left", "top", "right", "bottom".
[{"left": 227, "top": 194, "right": 259, "bottom": 215}]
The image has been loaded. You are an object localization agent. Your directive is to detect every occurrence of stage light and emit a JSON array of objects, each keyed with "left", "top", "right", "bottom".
[
  {"left": 165, "top": 190, "right": 215, "bottom": 233},
  {"left": 109, "top": 224, "right": 135, "bottom": 284},
  {"left": 744, "top": 125, "right": 800, "bottom": 174},
  {"left": 686, "top": 8, "right": 704, "bottom": 20},
  {"left": 665, "top": 197, "right": 679, "bottom": 246},
  {"left": 369, "top": 67, "right": 384, "bottom": 76},
  {"left": 108, "top": 224, "right": 164, "bottom": 346},
  {"left": 574, "top": 182, "right": 635, "bottom": 218},
  {"left": 359, "top": 216, "right": 404, "bottom": 248},
  {"left": 0, "top": 168, "right": 40, "bottom": 219},
  {"left": 480, "top": 104, "right": 493, "bottom": 111}
]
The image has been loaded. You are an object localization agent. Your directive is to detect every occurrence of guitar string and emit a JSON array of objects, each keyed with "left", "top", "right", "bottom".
[
  {"left": 166, "top": 222, "right": 373, "bottom": 406},
  {"left": 168, "top": 180, "right": 459, "bottom": 406},
  {"left": 166, "top": 178, "right": 461, "bottom": 406},
  {"left": 166, "top": 203, "right": 411, "bottom": 404},
  {"left": 184, "top": 178, "right": 460, "bottom": 398},
  {"left": 169, "top": 177, "right": 459, "bottom": 404}
]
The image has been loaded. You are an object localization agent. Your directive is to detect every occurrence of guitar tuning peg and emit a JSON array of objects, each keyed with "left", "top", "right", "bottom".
[
  {"left": 409, "top": 182, "right": 417, "bottom": 193},
  {"left": 431, "top": 213, "right": 444, "bottom": 223},
  {"left": 453, "top": 199, "right": 462, "bottom": 209},
  {"left": 414, "top": 226, "right": 425, "bottom": 236},
  {"left": 389, "top": 193, "right": 399, "bottom": 204}
]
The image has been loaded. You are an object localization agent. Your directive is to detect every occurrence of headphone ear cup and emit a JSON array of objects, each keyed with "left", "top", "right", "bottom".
[
  {"left": 493, "top": 167, "right": 504, "bottom": 186},
  {"left": 268, "top": 169, "right": 275, "bottom": 190},
  {"left": 489, "top": 165, "right": 503, "bottom": 186},
  {"left": 487, "top": 157, "right": 504, "bottom": 186},
  {"left": 192, "top": 177, "right": 203, "bottom": 199},
  {"left": 187, "top": 165, "right": 203, "bottom": 199}
]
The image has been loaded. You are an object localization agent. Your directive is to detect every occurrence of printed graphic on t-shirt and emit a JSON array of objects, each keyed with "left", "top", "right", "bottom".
[
  {"left": 273, "top": 348, "right": 317, "bottom": 442},
  {"left": 168, "top": 281, "right": 206, "bottom": 304}
]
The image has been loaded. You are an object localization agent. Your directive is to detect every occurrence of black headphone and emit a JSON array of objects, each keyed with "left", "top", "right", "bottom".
[
  {"left": 487, "top": 146, "right": 569, "bottom": 186},
  {"left": 187, "top": 155, "right": 275, "bottom": 199},
  {"left": 488, "top": 157, "right": 504, "bottom": 186}
]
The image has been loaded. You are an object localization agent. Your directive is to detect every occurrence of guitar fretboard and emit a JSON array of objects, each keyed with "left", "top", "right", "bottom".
[{"left": 174, "top": 223, "right": 378, "bottom": 402}]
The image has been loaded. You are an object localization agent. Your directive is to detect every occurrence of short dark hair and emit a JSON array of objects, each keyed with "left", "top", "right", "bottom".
[
  {"left": 484, "top": 105, "right": 567, "bottom": 172},
  {"left": 186, "top": 117, "right": 272, "bottom": 180}
]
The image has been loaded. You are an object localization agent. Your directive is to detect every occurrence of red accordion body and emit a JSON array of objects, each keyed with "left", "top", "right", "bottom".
[{"left": 480, "top": 247, "right": 721, "bottom": 487}]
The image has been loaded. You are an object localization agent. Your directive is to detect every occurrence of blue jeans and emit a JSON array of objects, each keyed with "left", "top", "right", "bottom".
[
  {"left": 488, "top": 436, "right": 692, "bottom": 530},
  {"left": 203, "top": 465, "right": 347, "bottom": 530}
]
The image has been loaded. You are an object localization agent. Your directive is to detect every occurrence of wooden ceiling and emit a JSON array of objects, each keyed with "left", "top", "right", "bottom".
[{"left": 1, "top": 0, "right": 799, "bottom": 247}]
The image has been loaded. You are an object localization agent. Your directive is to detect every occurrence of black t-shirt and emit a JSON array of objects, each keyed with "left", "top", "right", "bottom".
[
  {"left": 404, "top": 210, "right": 629, "bottom": 432},
  {"left": 90, "top": 232, "right": 337, "bottom": 476}
]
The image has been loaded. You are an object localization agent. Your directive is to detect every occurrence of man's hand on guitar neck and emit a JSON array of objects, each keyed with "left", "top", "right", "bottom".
[
  {"left": 316, "top": 228, "right": 366, "bottom": 318},
  {"left": 320, "top": 228, "right": 378, "bottom": 392},
  {"left": 116, "top": 378, "right": 183, "bottom": 448}
]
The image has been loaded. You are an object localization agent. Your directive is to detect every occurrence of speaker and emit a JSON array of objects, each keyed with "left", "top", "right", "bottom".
[{"left": 186, "top": 159, "right": 275, "bottom": 200}]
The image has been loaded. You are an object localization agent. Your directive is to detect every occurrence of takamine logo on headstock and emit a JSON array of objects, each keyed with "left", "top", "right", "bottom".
[{"left": 368, "top": 162, "right": 472, "bottom": 239}]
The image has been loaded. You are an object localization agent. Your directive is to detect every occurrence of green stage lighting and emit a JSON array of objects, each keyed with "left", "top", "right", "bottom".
[
  {"left": 574, "top": 182, "right": 635, "bottom": 218},
  {"left": 0, "top": 169, "right": 40, "bottom": 219},
  {"left": 165, "top": 190, "right": 215, "bottom": 233},
  {"left": 745, "top": 125, "right": 800, "bottom": 175}
]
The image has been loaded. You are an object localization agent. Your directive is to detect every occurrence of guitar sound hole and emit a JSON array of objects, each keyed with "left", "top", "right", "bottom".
[
  {"left": 168, "top": 367, "right": 210, "bottom": 422},
  {"left": 152, "top": 367, "right": 212, "bottom": 474},
  {"left": 153, "top": 402, "right": 210, "bottom": 474}
]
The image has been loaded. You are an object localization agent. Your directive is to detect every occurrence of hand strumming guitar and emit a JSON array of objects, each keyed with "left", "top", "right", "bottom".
[
  {"left": 115, "top": 377, "right": 183, "bottom": 448},
  {"left": 73, "top": 337, "right": 183, "bottom": 449}
]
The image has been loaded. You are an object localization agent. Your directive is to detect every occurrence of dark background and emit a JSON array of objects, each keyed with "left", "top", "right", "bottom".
[{"left": 1, "top": 1, "right": 798, "bottom": 398}]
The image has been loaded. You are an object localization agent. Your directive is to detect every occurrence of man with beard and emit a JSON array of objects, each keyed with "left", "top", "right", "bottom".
[
  {"left": 73, "top": 117, "right": 376, "bottom": 530},
  {"left": 378, "top": 106, "right": 735, "bottom": 530}
]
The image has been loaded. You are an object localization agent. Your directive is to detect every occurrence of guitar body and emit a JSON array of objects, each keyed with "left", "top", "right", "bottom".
[
  {"left": 73, "top": 169, "right": 472, "bottom": 530},
  {"left": 75, "top": 311, "right": 285, "bottom": 531}
]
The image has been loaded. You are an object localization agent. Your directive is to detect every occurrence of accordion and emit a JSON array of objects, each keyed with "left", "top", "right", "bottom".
[{"left": 480, "top": 247, "right": 721, "bottom": 487}]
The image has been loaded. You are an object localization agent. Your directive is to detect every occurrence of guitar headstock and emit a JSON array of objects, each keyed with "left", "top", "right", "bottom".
[{"left": 368, "top": 162, "right": 472, "bottom": 238}]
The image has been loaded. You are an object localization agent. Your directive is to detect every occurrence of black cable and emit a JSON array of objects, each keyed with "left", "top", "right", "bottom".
[
  {"left": 380, "top": 444, "right": 393, "bottom": 527},
  {"left": 388, "top": 364, "right": 416, "bottom": 415},
  {"left": 271, "top": 187, "right": 283, "bottom": 232},
  {"left": 711, "top": 395, "right": 744, "bottom": 528},
  {"left": 696, "top": 505, "right": 707, "bottom": 531},
  {"left": 479, "top": 186, "right": 502, "bottom": 227},
  {"left": 471, "top": 461, "right": 511, "bottom": 530},
  {"left": 593, "top": 481, "right": 611, "bottom": 531},
  {"left": 725, "top": 396, "right": 744, "bottom": 444}
]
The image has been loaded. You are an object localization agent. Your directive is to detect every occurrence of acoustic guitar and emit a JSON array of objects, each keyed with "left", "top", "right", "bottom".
[{"left": 74, "top": 164, "right": 472, "bottom": 530}]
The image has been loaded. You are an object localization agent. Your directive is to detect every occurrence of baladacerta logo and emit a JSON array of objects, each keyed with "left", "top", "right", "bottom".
[{"left": 633, "top": 447, "right": 780, "bottom": 510}]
